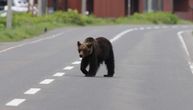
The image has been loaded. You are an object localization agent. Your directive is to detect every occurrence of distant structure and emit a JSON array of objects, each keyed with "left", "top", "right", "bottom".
[{"left": 47, "top": 0, "right": 193, "bottom": 21}]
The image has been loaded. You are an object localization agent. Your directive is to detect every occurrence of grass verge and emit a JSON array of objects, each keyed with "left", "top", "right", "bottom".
[{"left": 0, "top": 10, "right": 191, "bottom": 42}]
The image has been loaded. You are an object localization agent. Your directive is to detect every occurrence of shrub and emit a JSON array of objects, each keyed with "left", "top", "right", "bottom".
[
  {"left": 127, "top": 12, "right": 179, "bottom": 24},
  {"left": 0, "top": 11, "right": 188, "bottom": 42}
]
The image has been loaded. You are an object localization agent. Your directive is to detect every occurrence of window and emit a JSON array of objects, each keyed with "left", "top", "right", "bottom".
[
  {"left": 0, "top": 0, "right": 7, "bottom": 10},
  {"left": 145, "top": 0, "right": 163, "bottom": 12},
  {"left": 173, "top": 0, "right": 189, "bottom": 12}
]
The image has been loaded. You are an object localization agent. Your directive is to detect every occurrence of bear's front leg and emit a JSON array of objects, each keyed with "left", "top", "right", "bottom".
[
  {"left": 87, "top": 57, "right": 98, "bottom": 77},
  {"left": 80, "top": 58, "right": 89, "bottom": 76}
]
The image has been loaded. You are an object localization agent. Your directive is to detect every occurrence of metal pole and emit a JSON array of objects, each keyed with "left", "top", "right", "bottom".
[
  {"left": 38, "top": 0, "right": 47, "bottom": 16},
  {"left": 148, "top": 0, "right": 153, "bottom": 12},
  {"left": 81, "top": 0, "right": 86, "bottom": 15},
  {"left": 42, "top": 0, "right": 47, "bottom": 14},
  {"left": 38, "top": 0, "right": 42, "bottom": 16},
  {"left": 6, "top": 0, "right": 12, "bottom": 28}
]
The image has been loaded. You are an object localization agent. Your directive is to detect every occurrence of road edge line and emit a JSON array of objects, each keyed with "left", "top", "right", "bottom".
[{"left": 177, "top": 30, "right": 193, "bottom": 74}]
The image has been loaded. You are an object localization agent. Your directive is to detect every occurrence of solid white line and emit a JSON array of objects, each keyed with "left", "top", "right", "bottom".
[
  {"left": 139, "top": 27, "right": 145, "bottom": 30},
  {"left": 177, "top": 31, "right": 193, "bottom": 74},
  {"left": 24, "top": 88, "right": 41, "bottom": 95},
  {"left": 161, "top": 26, "right": 168, "bottom": 29},
  {"left": 146, "top": 27, "right": 152, "bottom": 30},
  {"left": 0, "top": 32, "right": 64, "bottom": 54},
  {"left": 181, "top": 25, "right": 188, "bottom": 28},
  {"left": 0, "top": 44, "right": 25, "bottom": 54},
  {"left": 72, "top": 61, "right": 81, "bottom": 65},
  {"left": 153, "top": 26, "right": 160, "bottom": 29},
  {"left": 39, "top": 79, "right": 55, "bottom": 84},
  {"left": 64, "top": 66, "right": 74, "bottom": 70},
  {"left": 110, "top": 28, "right": 135, "bottom": 43},
  {"left": 6, "top": 99, "right": 26, "bottom": 106},
  {"left": 172, "top": 25, "right": 178, "bottom": 28},
  {"left": 177, "top": 31, "right": 190, "bottom": 57},
  {"left": 53, "top": 72, "right": 66, "bottom": 77}
]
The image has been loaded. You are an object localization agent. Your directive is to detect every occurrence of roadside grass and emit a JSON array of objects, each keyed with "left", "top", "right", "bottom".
[{"left": 0, "top": 10, "right": 191, "bottom": 42}]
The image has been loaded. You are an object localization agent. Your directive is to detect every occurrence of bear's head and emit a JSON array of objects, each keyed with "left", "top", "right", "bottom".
[{"left": 77, "top": 41, "right": 93, "bottom": 58}]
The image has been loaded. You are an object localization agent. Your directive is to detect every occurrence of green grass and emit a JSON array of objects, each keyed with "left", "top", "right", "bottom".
[{"left": 0, "top": 10, "right": 191, "bottom": 42}]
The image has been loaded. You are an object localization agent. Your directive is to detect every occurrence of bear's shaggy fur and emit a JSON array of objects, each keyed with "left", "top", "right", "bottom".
[{"left": 77, "top": 37, "right": 115, "bottom": 77}]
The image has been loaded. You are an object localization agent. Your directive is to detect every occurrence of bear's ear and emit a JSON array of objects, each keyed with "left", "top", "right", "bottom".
[{"left": 77, "top": 41, "right": 81, "bottom": 47}]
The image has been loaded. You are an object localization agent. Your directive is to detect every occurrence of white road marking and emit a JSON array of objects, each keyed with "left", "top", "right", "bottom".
[
  {"left": 110, "top": 28, "right": 135, "bottom": 43},
  {"left": 72, "top": 61, "right": 81, "bottom": 65},
  {"left": 64, "top": 66, "right": 74, "bottom": 70},
  {"left": 172, "top": 25, "right": 178, "bottom": 28},
  {"left": 178, "top": 31, "right": 190, "bottom": 57},
  {"left": 40, "top": 79, "right": 55, "bottom": 84},
  {"left": 161, "top": 26, "right": 168, "bottom": 28},
  {"left": 0, "top": 44, "right": 25, "bottom": 54},
  {"left": 153, "top": 26, "right": 160, "bottom": 29},
  {"left": 177, "top": 30, "right": 193, "bottom": 74},
  {"left": 0, "top": 32, "right": 64, "bottom": 54},
  {"left": 139, "top": 27, "right": 145, "bottom": 30},
  {"left": 189, "top": 62, "right": 193, "bottom": 74},
  {"left": 24, "top": 88, "right": 41, "bottom": 95},
  {"left": 53, "top": 72, "right": 66, "bottom": 77},
  {"left": 181, "top": 25, "right": 189, "bottom": 28},
  {"left": 146, "top": 27, "right": 152, "bottom": 30},
  {"left": 6, "top": 99, "right": 26, "bottom": 106}
]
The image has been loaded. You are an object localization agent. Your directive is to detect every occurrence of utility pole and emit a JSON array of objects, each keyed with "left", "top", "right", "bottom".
[
  {"left": 81, "top": 0, "right": 86, "bottom": 15},
  {"left": 38, "top": 0, "right": 42, "bottom": 16},
  {"left": 6, "top": 0, "right": 12, "bottom": 28},
  {"left": 38, "top": 0, "right": 47, "bottom": 16},
  {"left": 148, "top": 0, "right": 153, "bottom": 12}
]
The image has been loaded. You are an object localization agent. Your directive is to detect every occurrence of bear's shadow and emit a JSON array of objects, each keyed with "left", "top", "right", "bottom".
[{"left": 65, "top": 74, "right": 118, "bottom": 79}]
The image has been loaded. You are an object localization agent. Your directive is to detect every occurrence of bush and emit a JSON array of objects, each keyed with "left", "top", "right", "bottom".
[
  {"left": 127, "top": 12, "right": 179, "bottom": 24},
  {"left": 0, "top": 11, "right": 188, "bottom": 42}
]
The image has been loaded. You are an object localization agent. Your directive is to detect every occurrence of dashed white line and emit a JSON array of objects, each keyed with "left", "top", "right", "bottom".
[
  {"left": 64, "top": 66, "right": 74, "bottom": 70},
  {"left": 53, "top": 72, "right": 66, "bottom": 77},
  {"left": 72, "top": 61, "right": 81, "bottom": 65},
  {"left": 24, "top": 88, "right": 41, "bottom": 95},
  {"left": 6, "top": 99, "right": 26, "bottom": 107},
  {"left": 40, "top": 79, "right": 55, "bottom": 85}
]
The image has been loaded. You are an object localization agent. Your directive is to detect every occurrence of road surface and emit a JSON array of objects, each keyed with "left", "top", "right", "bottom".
[{"left": 0, "top": 25, "right": 193, "bottom": 110}]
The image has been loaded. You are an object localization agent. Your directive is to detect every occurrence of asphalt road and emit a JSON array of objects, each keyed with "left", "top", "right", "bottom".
[{"left": 0, "top": 25, "right": 193, "bottom": 110}]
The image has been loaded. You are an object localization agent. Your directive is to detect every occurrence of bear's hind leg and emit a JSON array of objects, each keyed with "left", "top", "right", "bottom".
[{"left": 104, "top": 59, "right": 114, "bottom": 77}]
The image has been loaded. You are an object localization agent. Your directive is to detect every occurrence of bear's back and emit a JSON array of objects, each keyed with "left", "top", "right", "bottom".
[{"left": 95, "top": 37, "right": 113, "bottom": 60}]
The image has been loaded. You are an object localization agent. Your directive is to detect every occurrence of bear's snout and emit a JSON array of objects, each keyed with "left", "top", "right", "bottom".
[{"left": 79, "top": 55, "right": 83, "bottom": 58}]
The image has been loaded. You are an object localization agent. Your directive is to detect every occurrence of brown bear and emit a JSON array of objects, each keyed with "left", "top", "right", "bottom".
[{"left": 77, "top": 37, "right": 115, "bottom": 77}]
